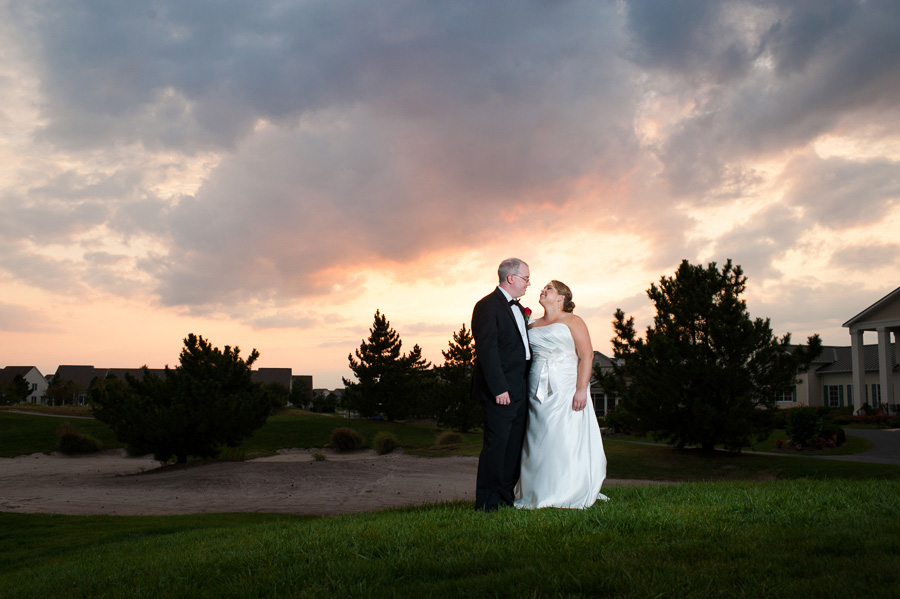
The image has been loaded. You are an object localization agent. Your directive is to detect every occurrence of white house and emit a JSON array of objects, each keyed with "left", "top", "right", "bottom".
[
  {"left": 590, "top": 351, "right": 619, "bottom": 416},
  {"left": 0, "top": 366, "right": 48, "bottom": 404},
  {"left": 843, "top": 286, "right": 900, "bottom": 413},
  {"left": 785, "top": 344, "right": 898, "bottom": 412}
]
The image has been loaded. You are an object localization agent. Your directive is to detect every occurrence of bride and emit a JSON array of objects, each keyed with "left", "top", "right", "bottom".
[{"left": 515, "top": 280, "right": 608, "bottom": 509}]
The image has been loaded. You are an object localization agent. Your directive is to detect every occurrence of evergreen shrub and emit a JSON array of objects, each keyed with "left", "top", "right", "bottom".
[
  {"left": 373, "top": 432, "right": 397, "bottom": 455},
  {"left": 56, "top": 421, "right": 102, "bottom": 454},
  {"left": 331, "top": 427, "right": 365, "bottom": 451},
  {"left": 786, "top": 407, "right": 823, "bottom": 447}
]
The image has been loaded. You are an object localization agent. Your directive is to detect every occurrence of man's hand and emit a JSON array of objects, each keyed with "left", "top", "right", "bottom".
[{"left": 495, "top": 391, "right": 511, "bottom": 405}]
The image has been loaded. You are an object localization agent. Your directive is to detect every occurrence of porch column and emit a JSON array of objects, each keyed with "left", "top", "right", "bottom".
[
  {"left": 877, "top": 328, "right": 895, "bottom": 408},
  {"left": 850, "top": 329, "right": 866, "bottom": 413},
  {"left": 893, "top": 327, "right": 900, "bottom": 411}
]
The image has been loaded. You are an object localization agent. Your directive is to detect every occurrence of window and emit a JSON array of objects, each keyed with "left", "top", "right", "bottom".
[
  {"left": 872, "top": 384, "right": 882, "bottom": 407},
  {"left": 824, "top": 385, "right": 843, "bottom": 408},
  {"left": 777, "top": 388, "right": 796, "bottom": 403}
]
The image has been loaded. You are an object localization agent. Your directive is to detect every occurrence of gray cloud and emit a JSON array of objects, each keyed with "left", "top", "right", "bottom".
[
  {"left": 749, "top": 281, "right": 897, "bottom": 344},
  {"left": 632, "top": 0, "right": 900, "bottom": 197},
  {"left": 782, "top": 154, "right": 900, "bottom": 228},
  {"left": 2, "top": 0, "right": 899, "bottom": 327},
  {"left": 830, "top": 242, "right": 900, "bottom": 270},
  {"left": 706, "top": 202, "right": 804, "bottom": 281},
  {"left": 625, "top": 0, "right": 759, "bottom": 82}
]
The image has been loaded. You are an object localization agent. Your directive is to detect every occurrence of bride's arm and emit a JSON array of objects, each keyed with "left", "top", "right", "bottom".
[{"left": 569, "top": 316, "right": 593, "bottom": 411}]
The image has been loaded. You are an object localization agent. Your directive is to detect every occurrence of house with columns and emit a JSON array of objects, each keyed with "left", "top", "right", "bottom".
[{"left": 844, "top": 286, "right": 900, "bottom": 413}]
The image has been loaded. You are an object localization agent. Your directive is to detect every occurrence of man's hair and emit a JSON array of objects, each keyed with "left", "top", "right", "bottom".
[{"left": 498, "top": 258, "right": 527, "bottom": 282}]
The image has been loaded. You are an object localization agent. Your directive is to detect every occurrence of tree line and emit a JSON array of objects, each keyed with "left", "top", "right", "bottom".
[
  {"left": 34, "top": 258, "right": 822, "bottom": 464},
  {"left": 342, "top": 309, "right": 481, "bottom": 433}
]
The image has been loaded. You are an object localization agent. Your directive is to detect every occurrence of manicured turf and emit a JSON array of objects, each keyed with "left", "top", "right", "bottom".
[{"left": 2, "top": 480, "right": 899, "bottom": 598}]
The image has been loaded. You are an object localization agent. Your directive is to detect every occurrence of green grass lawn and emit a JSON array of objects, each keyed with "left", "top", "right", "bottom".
[
  {"left": 238, "top": 409, "right": 484, "bottom": 458},
  {"left": 4, "top": 409, "right": 898, "bottom": 483},
  {"left": 606, "top": 428, "right": 873, "bottom": 456},
  {"left": 0, "top": 411, "right": 120, "bottom": 457},
  {"left": 3, "top": 409, "right": 900, "bottom": 597},
  {"left": 1, "top": 480, "right": 898, "bottom": 598},
  {"left": 0, "top": 409, "right": 483, "bottom": 459}
]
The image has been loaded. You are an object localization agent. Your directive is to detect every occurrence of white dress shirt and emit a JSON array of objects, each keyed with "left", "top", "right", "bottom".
[{"left": 498, "top": 286, "right": 531, "bottom": 360}]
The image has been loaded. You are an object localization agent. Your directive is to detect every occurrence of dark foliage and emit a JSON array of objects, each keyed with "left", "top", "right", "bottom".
[
  {"left": 820, "top": 424, "right": 846, "bottom": 446},
  {"left": 433, "top": 323, "right": 481, "bottom": 432},
  {"left": 343, "top": 310, "right": 433, "bottom": 420},
  {"left": 44, "top": 375, "right": 81, "bottom": 406},
  {"left": 261, "top": 383, "right": 290, "bottom": 410},
  {"left": 56, "top": 421, "right": 101, "bottom": 454},
  {"left": 786, "top": 407, "right": 823, "bottom": 446},
  {"left": 0, "top": 374, "right": 30, "bottom": 405},
  {"left": 310, "top": 392, "right": 338, "bottom": 413},
  {"left": 91, "top": 334, "right": 278, "bottom": 464},
  {"left": 598, "top": 259, "right": 823, "bottom": 453},
  {"left": 373, "top": 431, "right": 397, "bottom": 455},
  {"left": 330, "top": 427, "right": 365, "bottom": 451}
]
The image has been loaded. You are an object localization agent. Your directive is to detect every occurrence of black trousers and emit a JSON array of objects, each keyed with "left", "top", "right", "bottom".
[{"left": 475, "top": 396, "right": 528, "bottom": 511}]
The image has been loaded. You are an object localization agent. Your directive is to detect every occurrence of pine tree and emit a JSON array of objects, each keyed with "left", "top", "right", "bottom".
[
  {"left": 91, "top": 334, "right": 278, "bottom": 463},
  {"left": 598, "top": 259, "right": 822, "bottom": 452},
  {"left": 394, "top": 343, "right": 434, "bottom": 420},
  {"left": 434, "top": 324, "right": 481, "bottom": 432},
  {"left": 343, "top": 310, "right": 429, "bottom": 419}
]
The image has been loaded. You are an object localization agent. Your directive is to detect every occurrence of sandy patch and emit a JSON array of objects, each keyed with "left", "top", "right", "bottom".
[{"left": 0, "top": 449, "right": 660, "bottom": 516}]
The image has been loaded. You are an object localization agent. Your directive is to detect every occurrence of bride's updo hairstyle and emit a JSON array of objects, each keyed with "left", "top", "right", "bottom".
[{"left": 551, "top": 280, "right": 576, "bottom": 313}]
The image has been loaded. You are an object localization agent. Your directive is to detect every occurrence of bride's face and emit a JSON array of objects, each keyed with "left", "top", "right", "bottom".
[{"left": 539, "top": 283, "right": 561, "bottom": 309}]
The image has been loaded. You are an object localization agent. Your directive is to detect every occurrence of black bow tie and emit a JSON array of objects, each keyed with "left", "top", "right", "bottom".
[{"left": 509, "top": 299, "right": 521, "bottom": 307}]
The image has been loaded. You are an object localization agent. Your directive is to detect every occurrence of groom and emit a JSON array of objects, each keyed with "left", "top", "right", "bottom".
[{"left": 471, "top": 257, "right": 531, "bottom": 511}]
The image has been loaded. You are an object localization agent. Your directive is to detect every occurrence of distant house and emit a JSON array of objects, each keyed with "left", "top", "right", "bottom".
[
  {"left": 784, "top": 344, "right": 898, "bottom": 411},
  {"left": 40, "top": 364, "right": 312, "bottom": 407},
  {"left": 0, "top": 366, "right": 48, "bottom": 404},
  {"left": 843, "top": 286, "right": 900, "bottom": 413},
  {"left": 251, "top": 368, "right": 293, "bottom": 390},
  {"left": 291, "top": 375, "right": 314, "bottom": 407},
  {"left": 590, "top": 351, "right": 619, "bottom": 416},
  {"left": 773, "top": 286, "right": 900, "bottom": 413},
  {"left": 106, "top": 367, "right": 167, "bottom": 381},
  {"left": 52, "top": 365, "right": 106, "bottom": 405}
]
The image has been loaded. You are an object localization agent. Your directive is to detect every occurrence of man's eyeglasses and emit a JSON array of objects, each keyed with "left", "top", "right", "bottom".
[{"left": 512, "top": 274, "right": 530, "bottom": 284}]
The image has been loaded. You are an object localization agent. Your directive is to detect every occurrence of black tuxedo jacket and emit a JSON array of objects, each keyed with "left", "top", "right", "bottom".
[{"left": 471, "top": 288, "right": 529, "bottom": 404}]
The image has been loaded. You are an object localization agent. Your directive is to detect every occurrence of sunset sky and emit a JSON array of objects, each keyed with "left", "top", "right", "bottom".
[{"left": 2, "top": 1, "right": 899, "bottom": 389}]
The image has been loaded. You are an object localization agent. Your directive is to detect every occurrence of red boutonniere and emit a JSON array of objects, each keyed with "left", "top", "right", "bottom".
[{"left": 523, "top": 307, "right": 532, "bottom": 322}]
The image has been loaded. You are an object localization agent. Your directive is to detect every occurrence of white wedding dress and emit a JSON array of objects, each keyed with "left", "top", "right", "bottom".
[{"left": 515, "top": 322, "right": 608, "bottom": 509}]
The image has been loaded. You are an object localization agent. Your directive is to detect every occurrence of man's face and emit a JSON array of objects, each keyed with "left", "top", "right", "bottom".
[{"left": 509, "top": 265, "right": 531, "bottom": 298}]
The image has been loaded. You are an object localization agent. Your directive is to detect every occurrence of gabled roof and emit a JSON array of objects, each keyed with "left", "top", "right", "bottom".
[
  {"left": 252, "top": 368, "right": 293, "bottom": 387},
  {"left": 592, "top": 351, "right": 616, "bottom": 369},
  {"left": 0, "top": 366, "right": 42, "bottom": 382},
  {"left": 815, "top": 344, "right": 898, "bottom": 374},
  {"left": 54, "top": 365, "right": 105, "bottom": 389},
  {"left": 106, "top": 368, "right": 167, "bottom": 380},
  {"left": 843, "top": 286, "right": 900, "bottom": 329}
]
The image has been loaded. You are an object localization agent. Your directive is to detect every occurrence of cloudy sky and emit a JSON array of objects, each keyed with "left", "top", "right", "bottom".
[{"left": 2, "top": 0, "right": 899, "bottom": 388}]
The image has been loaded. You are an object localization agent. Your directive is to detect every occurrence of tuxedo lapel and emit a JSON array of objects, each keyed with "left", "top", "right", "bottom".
[
  {"left": 495, "top": 288, "right": 527, "bottom": 353},
  {"left": 494, "top": 288, "right": 519, "bottom": 329}
]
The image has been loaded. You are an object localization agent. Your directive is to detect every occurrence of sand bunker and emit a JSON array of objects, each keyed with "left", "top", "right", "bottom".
[{"left": 0, "top": 448, "right": 657, "bottom": 516}]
